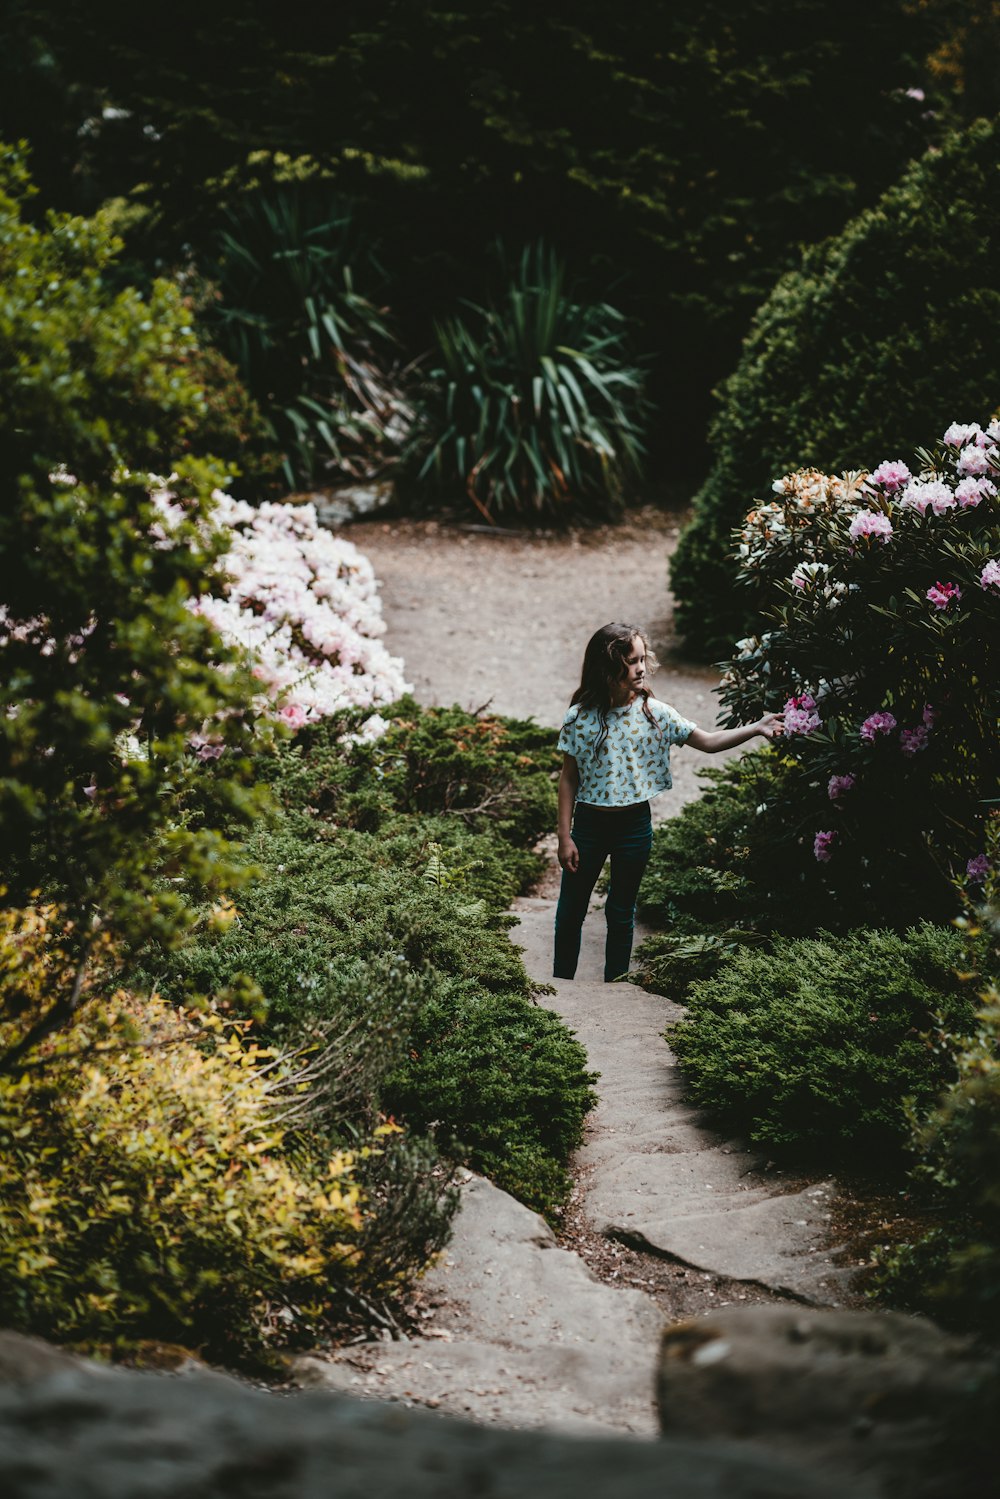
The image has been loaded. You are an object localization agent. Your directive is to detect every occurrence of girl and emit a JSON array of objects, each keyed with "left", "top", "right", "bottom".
[{"left": 555, "top": 622, "right": 783, "bottom": 982}]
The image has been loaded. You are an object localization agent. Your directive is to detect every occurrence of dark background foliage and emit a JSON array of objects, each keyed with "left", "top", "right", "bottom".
[{"left": 0, "top": 0, "right": 947, "bottom": 481}]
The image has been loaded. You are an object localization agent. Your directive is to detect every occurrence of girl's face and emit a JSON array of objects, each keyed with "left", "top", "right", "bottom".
[{"left": 616, "top": 636, "right": 646, "bottom": 701}]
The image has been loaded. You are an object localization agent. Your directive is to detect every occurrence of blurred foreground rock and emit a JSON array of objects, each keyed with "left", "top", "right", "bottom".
[
  {"left": 658, "top": 1305, "right": 998, "bottom": 1499},
  {"left": 0, "top": 1331, "right": 857, "bottom": 1499}
]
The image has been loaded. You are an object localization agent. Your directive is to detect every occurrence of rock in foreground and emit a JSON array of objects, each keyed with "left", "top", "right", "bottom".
[
  {"left": 658, "top": 1305, "right": 998, "bottom": 1499},
  {"left": 0, "top": 1331, "right": 857, "bottom": 1499}
]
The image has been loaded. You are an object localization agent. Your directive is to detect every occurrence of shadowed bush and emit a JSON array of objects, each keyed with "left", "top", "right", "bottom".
[
  {"left": 672, "top": 118, "right": 1000, "bottom": 656},
  {"left": 876, "top": 888, "right": 1000, "bottom": 1340},
  {"left": 669, "top": 923, "right": 977, "bottom": 1161}
]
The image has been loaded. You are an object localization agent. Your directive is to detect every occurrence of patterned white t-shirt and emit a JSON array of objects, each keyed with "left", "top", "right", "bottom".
[{"left": 557, "top": 696, "right": 697, "bottom": 807}]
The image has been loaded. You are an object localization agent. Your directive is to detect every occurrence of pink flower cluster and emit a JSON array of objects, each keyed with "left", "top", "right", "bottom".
[
  {"left": 899, "top": 726, "right": 929, "bottom": 756},
  {"left": 859, "top": 711, "right": 897, "bottom": 743},
  {"left": 942, "top": 422, "right": 983, "bottom": 448},
  {"left": 955, "top": 476, "right": 996, "bottom": 507},
  {"left": 926, "top": 581, "right": 962, "bottom": 611},
  {"left": 958, "top": 444, "right": 991, "bottom": 477},
  {"left": 813, "top": 830, "right": 837, "bottom": 862},
  {"left": 827, "top": 773, "right": 856, "bottom": 800},
  {"left": 783, "top": 693, "right": 820, "bottom": 735},
  {"left": 848, "top": 510, "right": 893, "bottom": 542},
  {"left": 966, "top": 854, "right": 991, "bottom": 884},
  {"left": 867, "top": 460, "right": 911, "bottom": 493},
  {"left": 899, "top": 479, "right": 955, "bottom": 516},
  {"left": 980, "top": 560, "right": 1000, "bottom": 591},
  {"left": 898, "top": 705, "right": 938, "bottom": 757}
]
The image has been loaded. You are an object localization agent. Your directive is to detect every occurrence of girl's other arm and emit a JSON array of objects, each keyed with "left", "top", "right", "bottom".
[
  {"left": 557, "top": 754, "right": 580, "bottom": 872},
  {"left": 686, "top": 713, "right": 784, "bottom": 754}
]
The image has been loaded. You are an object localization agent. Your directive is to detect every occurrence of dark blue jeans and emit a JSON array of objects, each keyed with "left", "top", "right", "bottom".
[{"left": 553, "top": 800, "right": 653, "bottom": 983}]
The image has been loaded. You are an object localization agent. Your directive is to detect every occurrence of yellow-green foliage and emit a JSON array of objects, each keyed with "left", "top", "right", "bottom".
[{"left": 0, "top": 906, "right": 371, "bottom": 1359}]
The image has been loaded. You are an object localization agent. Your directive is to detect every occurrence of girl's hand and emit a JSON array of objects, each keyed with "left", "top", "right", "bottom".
[
  {"left": 558, "top": 835, "right": 580, "bottom": 873},
  {"left": 757, "top": 712, "right": 785, "bottom": 741}
]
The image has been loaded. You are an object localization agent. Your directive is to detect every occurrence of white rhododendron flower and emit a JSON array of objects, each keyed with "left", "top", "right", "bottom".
[{"left": 152, "top": 486, "right": 408, "bottom": 734}]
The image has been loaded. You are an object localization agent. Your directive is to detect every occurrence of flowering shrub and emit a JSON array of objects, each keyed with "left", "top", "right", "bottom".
[
  {"left": 186, "top": 493, "right": 408, "bottom": 728},
  {"left": 718, "top": 418, "right": 1000, "bottom": 918}
]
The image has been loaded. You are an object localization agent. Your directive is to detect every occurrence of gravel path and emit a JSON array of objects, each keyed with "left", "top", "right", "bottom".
[
  {"left": 348, "top": 508, "right": 740, "bottom": 817},
  {"left": 294, "top": 511, "right": 853, "bottom": 1432}
]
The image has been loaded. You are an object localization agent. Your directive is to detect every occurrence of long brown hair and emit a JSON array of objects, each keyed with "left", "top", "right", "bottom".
[{"left": 569, "top": 622, "right": 660, "bottom": 751}]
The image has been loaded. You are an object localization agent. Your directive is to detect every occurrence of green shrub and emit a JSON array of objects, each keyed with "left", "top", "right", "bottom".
[
  {"left": 147, "top": 704, "right": 592, "bottom": 1220},
  {"left": 637, "top": 755, "right": 808, "bottom": 930},
  {"left": 384, "top": 981, "right": 597, "bottom": 1215},
  {"left": 634, "top": 752, "right": 850, "bottom": 997},
  {"left": 672, "top": 117, "right": 1000, "bottom": 656},
  {"left": 267, "top": 699, "right": 558, "bottom": 854},
  {"left": 877, "top": 892, "right": 1000, "bottom": 1339},
  {"left": 161, "top": 817, "right": 535, "bottom": 1030},
  {"left": 0, "top": 142, "right": 264, "bottom": 1073},
  {"left": 172, "top": 337, "right": 284, "bottom": 497},
  {"left": 410, "top": 243, "right": 647, "bottom": 523},
  {"left": 670, "top": 923, "right": 976, "bottom": 1160}
]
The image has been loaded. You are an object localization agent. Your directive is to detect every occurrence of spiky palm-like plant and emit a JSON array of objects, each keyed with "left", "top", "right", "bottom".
[
  {"left": 206, "top": 185, "right": 414, "bottom": 489},
  {"left": 414, "top": 245, "right": 648, "bottom": 523}
]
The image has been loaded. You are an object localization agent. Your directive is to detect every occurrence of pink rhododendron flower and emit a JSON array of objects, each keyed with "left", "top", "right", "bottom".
[
  {"left": 868, "top": 459, "right": 911, "bottom": 493},
  {"left": 848, "top": 510, "right": 893, "bottom": 542},
  {"left": 926, "top": 581, "right": 962, "bottom": 610},
  {"left": 860, "top": 712, "right": 897, "bottom": 743},
  {"left": 783, "top": 693, "right": 820, "bottom": 735},
  {"left": 189, "top": 735, "right": 225, "bottom": 762},
  {"left": 922, "top": 704, "right": 938, "bottom": 728},
  {"left": 899, "top": 725, "right": 930, "bottom": 756},
  {"left": 813, "top": 830, "right": 837, "bottom": 862},
  {"left": 979, "top": 560, "right": 1000, "bottom": 591},
  {"left": 899, "top": 479, "right": 955, "bottom": 515},
  {"left": 827, "top": 773, "right": 856, "bottom": 800},
  {"left": 279, "top": 702, "right": 308, "bottom": 730},
  {"left": 966, "top": 854, "right": 991, "bottom": 883},
  {"left": 942, "top": 422, "right": 981, "bottom": 448},
  {"left": 789, "top": 561, "right": 830, "bottom": 590},
  {"left": 954, "top": 476, "right": 995, "bottom": 507},
  {"left": 957, "top": 444, "right": 991, "bottom": 477}
]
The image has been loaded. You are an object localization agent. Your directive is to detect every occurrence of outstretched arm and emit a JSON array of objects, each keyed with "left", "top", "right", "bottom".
[
  {"left": 686, "top": 712, "right": 784, "bottom": 754},
  {"left": 557, "top": 754, "right": 580, "bottom": 872}
]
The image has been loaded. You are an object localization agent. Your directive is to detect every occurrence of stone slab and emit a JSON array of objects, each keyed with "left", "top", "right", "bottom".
[
  {"left": 513, "top": 899, "right": 852, "bottom": 1303},
  {"left": 295, "top": 1173, "right": 665, "bottom": 1435}
]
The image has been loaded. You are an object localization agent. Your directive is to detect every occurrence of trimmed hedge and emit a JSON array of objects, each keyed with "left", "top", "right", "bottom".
[
  {"left": 672, "top": 117, "right": 1000, "bottom": 657},
  {"left": 150, "top": 703, "right": 595, "bottom": 1217},
  {"left": 669, "top": 923, "right": 977, "bottom": 1160}
]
